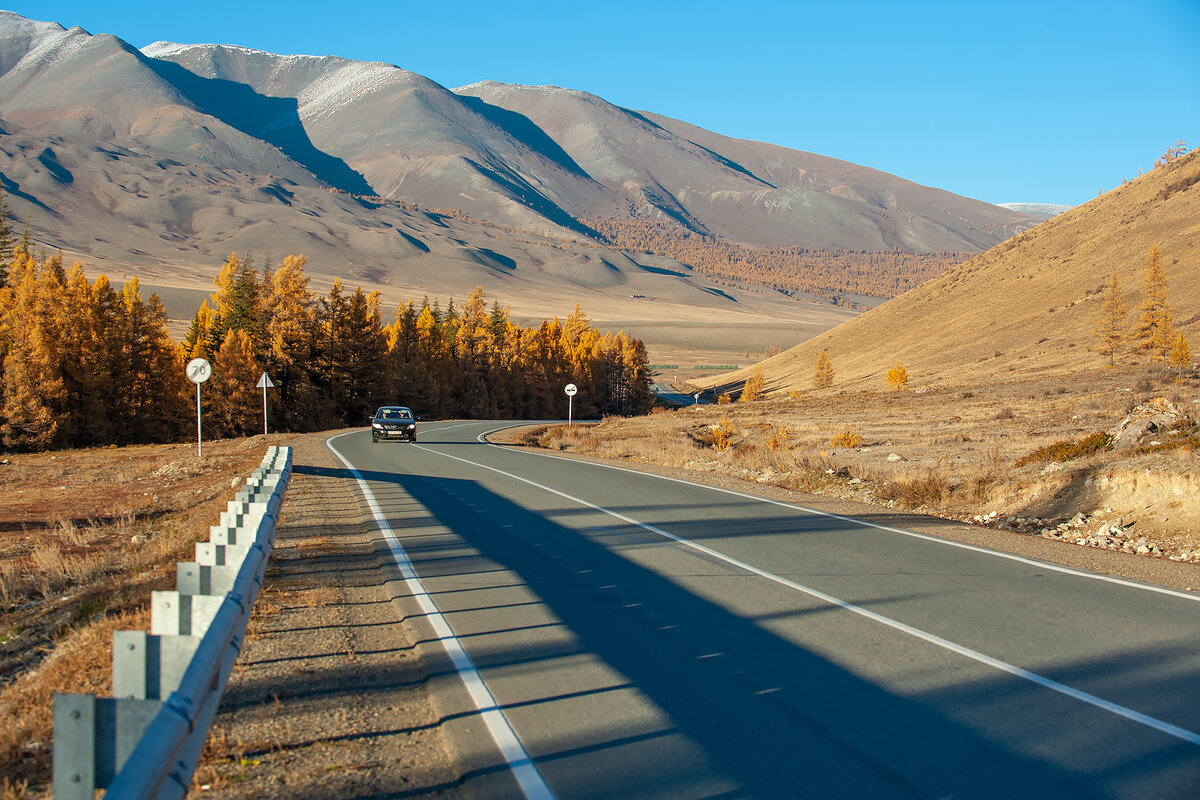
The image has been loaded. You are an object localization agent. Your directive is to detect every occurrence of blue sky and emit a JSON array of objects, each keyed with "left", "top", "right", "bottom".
[{"left": 8, "top": 1, "right": 1199, "bottom": 206}]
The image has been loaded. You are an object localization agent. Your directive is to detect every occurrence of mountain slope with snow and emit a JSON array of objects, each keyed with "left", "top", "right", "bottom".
[{"left": 0, "top": 11, "right": 1040, "bottom": 333}]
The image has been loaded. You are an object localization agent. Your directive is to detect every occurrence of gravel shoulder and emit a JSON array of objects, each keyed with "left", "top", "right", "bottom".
[{"left": 195, "top": 432, "right": 463, "bottom": 798}]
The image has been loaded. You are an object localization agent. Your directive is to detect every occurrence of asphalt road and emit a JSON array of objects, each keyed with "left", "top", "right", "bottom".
[
  {"left": 327, "top": 420, "right": 1200, "bottom": 799},
  {"left": 651, "top": 382, "right": 710, "bottom": 406}
]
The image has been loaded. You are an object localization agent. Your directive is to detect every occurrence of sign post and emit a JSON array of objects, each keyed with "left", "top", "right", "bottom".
[
  {"left": 257, "top": 372, "right": 275, "bottom": 435},
  {"left": 186, "top": 358, "right": 212, "bottom": 457},
  {"left": 564, "top": 383, "right": 578, "bottom": 427}
]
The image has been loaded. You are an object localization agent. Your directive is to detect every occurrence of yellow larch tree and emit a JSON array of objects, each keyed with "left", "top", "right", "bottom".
[
  {"left": 1132, "top": 245, "right": 1175, "bottom": 360},
  {"left": 1170, "top": 332, "right": 1191, "bottom": 379},
  {"left": 740, "top": 366, "right": 765, "bottom": 401},
  {"left": 1093, "top": 269, "right": 1127, "bottom": 368},
  {"left": 813, "top": 350, "right": 834, "bottom": 388},
  {"left": 886, "top": 361, "right": 909, "bottom": 391},
  {"left": 209, "top": 327, "right": 262, "bottom": 437}
]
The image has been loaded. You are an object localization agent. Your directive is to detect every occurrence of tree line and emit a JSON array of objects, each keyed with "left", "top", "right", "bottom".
[
  {"left": 0, "top": 245, "right": 652, "bottom": 452},
  {"left": 587, "top": 218, "right": 970, "bottom": 304}
]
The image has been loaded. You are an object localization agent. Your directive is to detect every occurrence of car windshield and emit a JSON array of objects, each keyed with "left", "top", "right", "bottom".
[{"left": 379, "top": 409, "right": 411, "bottom": 420}]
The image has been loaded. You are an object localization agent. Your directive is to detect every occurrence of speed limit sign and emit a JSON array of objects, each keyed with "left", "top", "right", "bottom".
[
  {"left": 564, "top": 383, "right": 577, "bottom": 426},
  {"left": 186, "top": 358, "right": 211, "bottom": 456}
]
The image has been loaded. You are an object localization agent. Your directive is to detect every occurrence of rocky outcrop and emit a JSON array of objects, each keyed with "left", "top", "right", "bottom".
[{"left": 1108, "top": 397, "right": 1191, "bottom": 449}]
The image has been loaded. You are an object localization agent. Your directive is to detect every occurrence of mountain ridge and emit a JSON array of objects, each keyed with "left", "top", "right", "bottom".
[
  {"left": 0, "top": 11, "right": 1032, "bottom": 248},
  {"left": 0, "top": 11, "right": 1037, "bottom": 347}
]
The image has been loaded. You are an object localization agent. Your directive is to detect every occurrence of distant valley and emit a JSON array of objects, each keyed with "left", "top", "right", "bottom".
[{"left": 0, "top": 10, "right": 1039, "bottom": 362}]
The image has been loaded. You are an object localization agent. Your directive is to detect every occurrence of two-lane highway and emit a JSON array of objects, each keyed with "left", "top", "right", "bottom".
[{"left": 327, "top": 421, "right": 1200, "bottom": 799}]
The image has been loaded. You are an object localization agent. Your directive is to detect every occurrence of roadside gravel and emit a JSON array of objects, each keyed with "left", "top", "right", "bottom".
[{"left": 195, "top": 432, "right": 462, "bottom": 798}]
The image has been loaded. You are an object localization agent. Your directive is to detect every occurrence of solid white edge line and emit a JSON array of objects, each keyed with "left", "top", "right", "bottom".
[
  {"left": 406, "top": 424, "right": 1200, "bottom": 747},
  {"left": 326, "top": 431, "right": 557, "bottom": 800}
]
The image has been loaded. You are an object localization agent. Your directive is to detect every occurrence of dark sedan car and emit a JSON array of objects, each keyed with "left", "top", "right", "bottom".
[{"left": 371, "top": 406, "right": 417, "bottom": 442}]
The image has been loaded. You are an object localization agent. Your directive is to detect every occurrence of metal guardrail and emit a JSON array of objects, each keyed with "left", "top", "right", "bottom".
[{"left": 52, "top": 445, "right": 293, "bottom": 800}]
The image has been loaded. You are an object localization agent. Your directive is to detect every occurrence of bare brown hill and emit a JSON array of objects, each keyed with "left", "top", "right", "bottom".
[
  {"left": 0, "top": 11, "right": 1035, "bottom": 294},
  {"left": 700, "top": 148, "right": 1200, "bottom": 394}
]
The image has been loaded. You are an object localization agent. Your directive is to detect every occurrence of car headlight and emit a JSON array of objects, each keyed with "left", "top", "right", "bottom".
[
  {"left": 372, "top": 422, "right": 383, "bottom": 429},
  {"left": 407, "top": 424, "right": 416, "bottom": 429}
]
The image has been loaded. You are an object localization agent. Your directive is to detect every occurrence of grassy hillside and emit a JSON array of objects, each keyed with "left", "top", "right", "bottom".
[{"left": 701, "top": 148, "right": 1200, "bottom": 394}]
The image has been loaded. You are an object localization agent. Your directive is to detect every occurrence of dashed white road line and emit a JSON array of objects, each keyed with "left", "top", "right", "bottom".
[
  {"left": 401, "top": 426, "right": 1200, "bottom": 748},
  {"left": 483, "top": 429, "right": 1200, "bottom": 605}
]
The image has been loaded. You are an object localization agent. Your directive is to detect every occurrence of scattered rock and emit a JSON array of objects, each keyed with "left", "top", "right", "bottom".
[
  {"left": 886, "top": 453, "right": 905, "bottom": 462},
  {"left": 1108, "top": 397, "right": 1191, "bottom": 449}
]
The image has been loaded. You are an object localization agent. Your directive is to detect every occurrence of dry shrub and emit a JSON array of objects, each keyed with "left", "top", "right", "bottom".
[
  {"left": 879, "top": 468, "right": 949, "bottom": 508},
  {"left": 731, "top": 441, "right": 763, "bottom": 463},
  {"left": 53, "top": 517, "right": 88, "bottom": 549},
  {"left": 775, "top": 451, "right": 848, "bottom": 492},
  {"left": 518, "top": 423, "right": 600, "bottom": 452},
  {"left": 0, "top": 610, "right": 142, "bottom": 790},
  {"left": 829, "top": 427, "right": 864, "bottom": 448},
  {"left": 1014, "top": 432, "right": 1111, "bottom": 467},
  {"left": 1130, "top": 428, "right": 1200, "bottom": 456},
  {"left": 717, "top": 393, "right": 733, "bottom": 405},
  {"left": 30, "top": 545, "right": 64, "bottom": 579},
  {"left": 0, "top": 563, "right": 19, "bottom": 606},
  {"left": 965, "top": 447, "right": 1004, "bottom": 502},
  {"left": 511, "top": 425, "right": 551, "bottom": 446},
  {"left": 713, "top": 417, "right": 736, "bottom": 451},
  {"left": 766, "top": 423, "right": 791, "bottom": 451},
  {"left": 1157, "top": 168, "right": 1200, "bottom": 200}
]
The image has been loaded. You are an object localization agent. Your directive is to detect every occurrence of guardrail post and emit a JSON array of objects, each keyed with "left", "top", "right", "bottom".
[
  {"left": 54, "top": 695, "right": 163, "bottom": 800},
  {"left": 53, "top": 446, "right": 293, "bottom": 799},
  {"left": 113, "top": 630, "right": 200, "bottom": 700},
  {"left": 152, "top": 591, "right": 224, "bottom": 637}
]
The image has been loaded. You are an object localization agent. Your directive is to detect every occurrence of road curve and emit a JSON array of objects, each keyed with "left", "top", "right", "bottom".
[{"left": 327, "top": 420, "right": 1200, "bottom": 799}]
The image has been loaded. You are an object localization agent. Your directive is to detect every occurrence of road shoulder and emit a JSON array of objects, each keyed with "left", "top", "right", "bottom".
[
  {"left": 484, "top": 425, "right": 1200, "bottom": 595},
  {"left": 196, "top": 432, "right": 463, "bottom": 797}
]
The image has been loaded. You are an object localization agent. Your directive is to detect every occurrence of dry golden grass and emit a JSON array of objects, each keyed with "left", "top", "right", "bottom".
[
  {"left": 518, "top": 363, "right": 1200, "bottom": 559},
  {"left": 0, "top": 610, "right": 143, "bottom": 795},
  {"left": 699, "top": 148, "right": 1200, "bottom": 397},
  {"left": 0, "top": 436, "right": 288, "bottom": 794}
]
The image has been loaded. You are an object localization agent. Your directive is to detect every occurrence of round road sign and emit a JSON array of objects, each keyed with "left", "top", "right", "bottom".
[
  {"left": 564, "top": 383, "right": 578, "bottom": 396},
  {"left": 187, "top": 357, "right": 212, "bottom": 384}
]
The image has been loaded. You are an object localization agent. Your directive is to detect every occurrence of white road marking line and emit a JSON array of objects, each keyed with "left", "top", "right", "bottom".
[
  {"left": 326, "top": 432, "right": 557, "bottom": 800},
  {"left": 404, "top": 429, "right": 1200, "bottom": 748},
  {"left": 479, "top": 428, "right": 1200, "bottom": 605}
]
